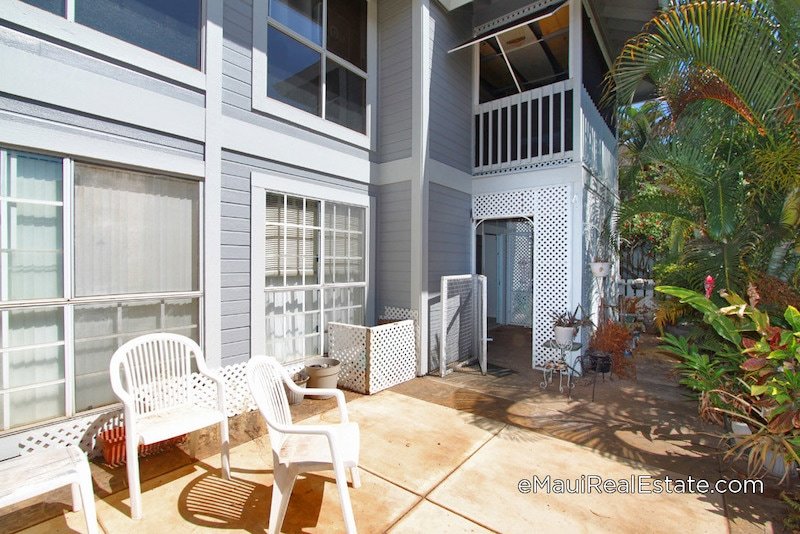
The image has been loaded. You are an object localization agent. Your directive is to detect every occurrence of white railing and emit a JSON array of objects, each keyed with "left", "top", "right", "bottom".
[
  {"left": 473, "top": 79, "right": 575, "bottom": 174},
  {"left": 581, "top": 85, "right": 617, "bottom": 184}
]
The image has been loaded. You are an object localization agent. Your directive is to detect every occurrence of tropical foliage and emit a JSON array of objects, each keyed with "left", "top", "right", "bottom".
[
  {"left": 607, "top": 0, "right": 800, "bottom": 293},
  {"left": 658, "top": 285, "right": 800, "bottom": 481}
]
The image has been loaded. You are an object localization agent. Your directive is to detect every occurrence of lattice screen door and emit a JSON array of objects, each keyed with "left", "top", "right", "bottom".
[{"left": 505, "top": 230, "right": 533, "bottom": 327}]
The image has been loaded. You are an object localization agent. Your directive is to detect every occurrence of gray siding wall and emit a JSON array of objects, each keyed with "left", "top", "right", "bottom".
[
  {"left": 375, "top": 181, "right": 412, "bottom": 313},
  {"left": 222, "top": 0, "right": 253, "bottom": 113},
  {"left": 426, "top": 182, "right": 471, "bottom": 368},
  {"left": 220, "top": 150, "right": 372, "bottom": 365},
  {"left": 377, "top": 0, "right": 413, "bottom": 163},
  {"left": 428, "top": 4, "right": 472, "bottom": 172},
  {"left": 427, "top": 182, "right": 472, "bottom": 291}
]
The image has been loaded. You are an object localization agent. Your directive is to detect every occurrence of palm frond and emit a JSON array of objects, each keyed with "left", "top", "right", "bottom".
[{"left": 606, "top": 1, "right": 797, "bottom": 132}]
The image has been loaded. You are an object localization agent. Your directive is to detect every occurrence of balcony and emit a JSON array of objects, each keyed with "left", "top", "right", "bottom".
[
  {"left": 473, "top": 79, "right": 575, "bottom": 174},
  {"left": 472, "top": 79, "right": 617, "bottom": 178}
]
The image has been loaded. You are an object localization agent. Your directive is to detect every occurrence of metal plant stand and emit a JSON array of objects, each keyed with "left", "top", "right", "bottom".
[{"left": 540, "top": 340, "right": 582, "bottom": 399}]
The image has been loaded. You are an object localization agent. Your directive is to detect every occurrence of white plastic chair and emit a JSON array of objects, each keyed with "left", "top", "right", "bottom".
[
  {"left": 110, "top": 333, "right": 231, "bottom": 519},
  {"left": 246, "top": 356, "right": 360, "bottom": 534},
  {"left": 0, "top": 446, "right": 98, "bottom": 534}
]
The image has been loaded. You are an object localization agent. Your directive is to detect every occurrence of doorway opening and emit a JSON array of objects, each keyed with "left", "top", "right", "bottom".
[{"left": 476, "top": 218, "right": 534, "bottom": 376}]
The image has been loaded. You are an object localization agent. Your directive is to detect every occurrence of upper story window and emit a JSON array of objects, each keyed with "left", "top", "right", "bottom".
[
  {"left": 476, "top": 2, "right": 569, "bottom": 103},
  {"left": 265, "top": 0, "right": 368, "bottom": 134},
  {"left": 19, "top": 0, "right": 202, "bottom": 68}
]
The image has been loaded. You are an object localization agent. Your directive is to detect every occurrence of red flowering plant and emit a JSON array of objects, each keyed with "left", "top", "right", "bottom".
[{"left": 658, "top": 284, "right": 800, "bottom": 481}]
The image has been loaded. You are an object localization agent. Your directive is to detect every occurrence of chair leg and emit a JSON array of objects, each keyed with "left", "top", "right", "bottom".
[
  {"left": 350, "top": 467, "right": 361, "bottom": 489},
  {"left": 269, "top": 465, "right": 297, "bottom": 534},
  {"left": 70, "top": 482, "right": 82, "bottom": 512},
  {"left": 219, "top": 419, "right": 231, "bottom": 480},
  {"left": 125, "top": 436, "right": 143, "bottom": 520},
  {"left": 333, "top": 461, "right": 357, "bottom": 534},
  {"left": 76, "top": 459, "right": 100, "bottom": 534}
]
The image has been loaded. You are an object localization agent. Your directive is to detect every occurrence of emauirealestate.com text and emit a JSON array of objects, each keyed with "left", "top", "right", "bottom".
[{"left": 518, "top": 475, "right": 763, "bottom": 495}]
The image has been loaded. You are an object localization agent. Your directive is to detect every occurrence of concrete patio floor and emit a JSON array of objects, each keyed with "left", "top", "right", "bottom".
[{"left": 7, "top": 336, "right": 793, "bottom": 533}]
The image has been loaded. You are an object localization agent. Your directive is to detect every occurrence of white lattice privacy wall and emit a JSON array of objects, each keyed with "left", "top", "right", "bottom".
[
  {"left": 474, "top": 186, "right": 571, "bottom": 368},
  {"left": 328, "top": 320, "right": 417, "bottom": 394},
  {"left": 0, "top": 362, "right": 258, "bottom": 459}
]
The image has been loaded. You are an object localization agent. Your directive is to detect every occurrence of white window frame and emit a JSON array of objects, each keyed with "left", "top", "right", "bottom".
[
  {"left": 251, "top": 0, "right": 377, "bottom": 149},
  {"left": 0, "top": 148, "right": 204, "bottom": 432},
  {"left": 1, "top": 1, "right": 206, "bottom": 90},
  {"left": 250, "top": 171, "right": 372, "bottom": 362}
]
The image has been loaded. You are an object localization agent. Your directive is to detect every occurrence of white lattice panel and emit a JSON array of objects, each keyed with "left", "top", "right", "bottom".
[
  {"left": 380, "top": 306, "right": 420, "bottom": 358},
  {"left": 438, "top": 275, "right": 486, "bottom": 377},
  {"left": 473, "top": 189, "right": 536, "bottom": 220},
  {"left": 1, "top": 362, "right": 259, "bottom": 459},
  {"left": 367, "top": 320, "right": 417, "bottom": 393},
  {"left": 329, "top": 323, "right": 369, "bottom": 392},
  {"left": 533, "top": 186, "right": 570, "bottom": 368},
  {"left": 329, "top": 321, "right": 416, "bottom": 394}
]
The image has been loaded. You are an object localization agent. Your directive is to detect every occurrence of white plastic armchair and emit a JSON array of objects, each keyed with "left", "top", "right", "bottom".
[
  {"left": 109, "top": 333, "right": 231, "bottom": 519},
  {"left": 245, "top": 356, "right": 360, "bottom": 534}
]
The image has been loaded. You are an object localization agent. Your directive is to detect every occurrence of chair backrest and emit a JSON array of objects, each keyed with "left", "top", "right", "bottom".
[
  {"left": 110, "top": 333, "right": 203, "bottom": 416},
  {"left": 245, "top": 356, "right": 293, "bottom": 454}
]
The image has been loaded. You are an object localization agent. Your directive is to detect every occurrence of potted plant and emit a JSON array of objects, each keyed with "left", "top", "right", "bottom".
[
  {"left": 587, "top": 321, "right": 634, "bottom": 377},
  {"left": 551, "top": 306, "right": 592, "bottom": 346}
]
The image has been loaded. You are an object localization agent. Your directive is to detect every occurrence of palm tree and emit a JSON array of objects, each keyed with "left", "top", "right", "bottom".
[{"left": 607, "top": 0, "right": 800, "bottom": 291}]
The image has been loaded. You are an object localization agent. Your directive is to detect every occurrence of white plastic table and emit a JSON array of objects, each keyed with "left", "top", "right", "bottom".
[{"left": 0, "top": 446, "right": 99, "bottom": 534}]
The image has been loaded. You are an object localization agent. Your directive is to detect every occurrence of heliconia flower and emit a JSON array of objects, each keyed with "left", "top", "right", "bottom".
[
  {"left": 704, "top": 275, "right": 715, "bottom": 299},
  {"left": 747, "top": 282, "right": 760, "bottom": 308}
]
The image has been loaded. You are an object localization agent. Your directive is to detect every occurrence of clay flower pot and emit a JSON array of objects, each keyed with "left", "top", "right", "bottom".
[
  {"left": 98, "top": 427, "right": 186, "bottom": 467},
  {"left": 304, "top": 357, "right": 342, "bottom": 399}
]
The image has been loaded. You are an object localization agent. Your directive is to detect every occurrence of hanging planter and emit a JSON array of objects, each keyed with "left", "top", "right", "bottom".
[{"left": 590, "top": 261, "right": 611, "bottom": 277}]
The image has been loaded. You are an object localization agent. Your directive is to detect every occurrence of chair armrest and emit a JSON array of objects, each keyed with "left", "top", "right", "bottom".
[
  {"left": 291, "top": 385, "right": 349, "bottom": 423},
  {"left": 196, "top": 366, "right": 226, "bottom": 412}
]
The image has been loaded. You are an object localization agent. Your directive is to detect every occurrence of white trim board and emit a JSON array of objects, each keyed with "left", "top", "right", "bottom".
[
  {"left": 472, "top": 163, "right": 582, "bottom": 195},
  {"left": 0, "top": 110, "right": 205, "bottom": 178},
  {"left": 373, "top": 158, "right": 471, "bottom": 194},
  {"left": 0, "top": 2, "right": 205, "bottom": 90},
  {"left": 0, "top": 27, "right": 205, "bottom": 141},
  {"left": 425, "top": 158, "right": 473, "bottom": 195},
  {"left": 223, "top": 116, "right": 370, "bottom": 183},
  {"left": 203, "top": 0, "right": 224, "bottom": 368},
  {"left": 251, "top": 172, "right": 371, "bottom": 207},
  {"left": 372, "top": 157, "right": 416, "bottom": 185}
]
